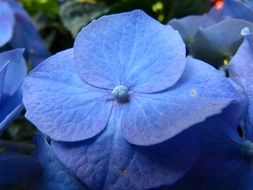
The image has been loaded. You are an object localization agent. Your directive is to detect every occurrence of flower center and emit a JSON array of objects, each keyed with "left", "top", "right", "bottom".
[{"left": 112, "top": 85, "right": 129, "bottom": 103}]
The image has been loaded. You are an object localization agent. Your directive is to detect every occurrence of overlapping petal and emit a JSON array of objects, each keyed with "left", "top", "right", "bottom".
[
  {"left": 74, "top": 10, "right": 186, "bottom": 93},
  {"left": 52, "top": 108, "right": 199, "bottom": 190},
  {"left": 23, "top": 49, "right": 113, "bottom": 142},
  {"left": 0, "top": 2, "right": 14, "bottom": 47},
  {"left": 121, "top": 57, "right": 240, "bottom": 145},
  {"left": 29, "top": 135, "right": 86, "bottom": 190}
]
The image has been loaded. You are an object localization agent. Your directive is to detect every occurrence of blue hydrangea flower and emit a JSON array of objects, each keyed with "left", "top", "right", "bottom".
[
  {"left": 0, "top": 49, "right": 26, "bottom": 134},
  {"left": 0, "top": 1, "right": 15, "bottom": 47},
  {"left": 0, "top": 0, "right": 50, "bottom": 67},
  {"left": 23, "top": 10, "right": 239, "bottom": 189}
]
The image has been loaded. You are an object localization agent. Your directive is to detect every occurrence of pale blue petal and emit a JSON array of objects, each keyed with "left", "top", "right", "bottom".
[
  {"left": 51, "top": 108, "right": 199, "bottom": 190},
  {"left": 121, "top": 57, "right": 240, "bottom": 145},
  {"left": 23, "top": 49, "right": 113, "bottom": 142},
  {"left": 74, "top": 10, "right": 186, "bottom": 92},
  {"left": 0, "top": 2, "right": 14, "bottom": 47},
  {"left": 29, "top": 135, "right": 87, "bottom": 190}
]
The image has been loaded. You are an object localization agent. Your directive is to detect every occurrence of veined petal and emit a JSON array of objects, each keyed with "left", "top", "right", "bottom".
[
  {"left": 51, "top": 108, "right": 198, "bottom": 190},
  {"left": 0, "top": 1, "right": 14, "bottom": 47},
  {"left": 122, "top": 57, "right": 240, "bottom": 145},
  {"left": 74, "top": 10, "right": 186, "bottom": 92},
  {"left": 23, "top": 49, "right": 113, "bottom": 142}
]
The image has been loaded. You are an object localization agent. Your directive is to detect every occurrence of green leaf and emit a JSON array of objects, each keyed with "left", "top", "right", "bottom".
[
  {"left": 20, "top": 0, "right": 60, "bottom": 16},
  {"left": 60, "top": 1, "right": 109, "bottom": 37}
]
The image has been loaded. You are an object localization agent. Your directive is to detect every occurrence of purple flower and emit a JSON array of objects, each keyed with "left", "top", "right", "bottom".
[
  {"left": 23, "top": 10, "right": 239, "bottom": 189},
  {"left": 0, "top": 49, "right": 26, "bottom": 134}
]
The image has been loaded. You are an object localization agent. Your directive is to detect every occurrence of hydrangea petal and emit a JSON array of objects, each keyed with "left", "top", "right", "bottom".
[
  {"left": 23, "top": 49, "right": 113, "bottom": 142},
  {"left": 74, "top": 10, "right": 186, "bottom": 93},
  {"left": 51, "top": 108, "right": 199, "bottom": 190},
  {"left": 0, "top": 2, "right": 14, "bottom": 47},
  {"left": 222, "top": 0, "right": 253, "bottom": 22},
  {"left": 169, "top": 15, "right": 216, "bottom": 44},
  {"left": 191, "top": 18, "right": 253, "bottom": 67},
  {"left": 0, "top": 49, "right": 26, "bottom": 96},
  {"left": 0, "top": 153, "right": 42, "bottom": 184},
  {"left": 29, "top": 135, "right": 87, "bottom": 190},
  {"left": 121, "top": 57, "right": 240, "bottom": 145},
  {"left": 230, "top": 33, "right": 253, "bottom": 137}
]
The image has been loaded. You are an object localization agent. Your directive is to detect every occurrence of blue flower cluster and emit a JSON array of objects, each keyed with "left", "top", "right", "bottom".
[{"left": 1, "top": 0, "right": 253, "bottom": 189}]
